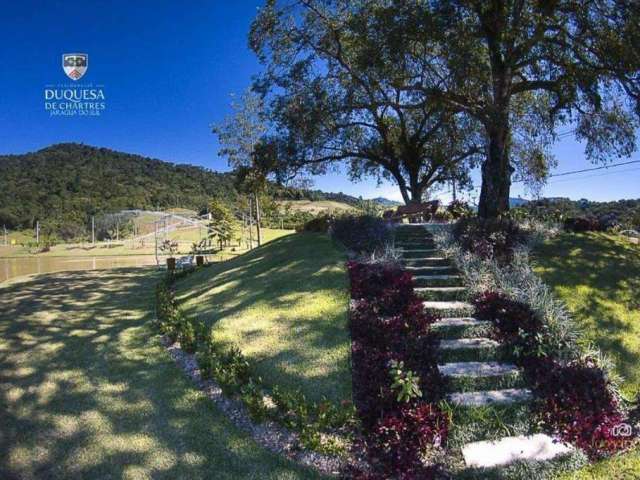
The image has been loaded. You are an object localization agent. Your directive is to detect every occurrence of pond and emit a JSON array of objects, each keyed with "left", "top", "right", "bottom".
[{"left": 0, "top": 255, "right": 161, "bottom": 283}]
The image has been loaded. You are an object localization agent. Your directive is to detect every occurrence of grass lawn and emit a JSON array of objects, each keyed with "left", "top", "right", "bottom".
[
  {"left": 533, "top": 232, "right": 640, "bottom": 478},
  {"left": 276, "top": 200, "right": 356, "bottom": 215},
  {"left": 533, "top": 232, "right": 640, "bottom": 398},
  {"left": 0, "top": 269, "right": 321, "bottom": 479},
  {"left": 174, "top": 232, "right": 352, "bottom": 404},
  {"left": 0, "top": 228, "right": 294, "bottom": 259}
]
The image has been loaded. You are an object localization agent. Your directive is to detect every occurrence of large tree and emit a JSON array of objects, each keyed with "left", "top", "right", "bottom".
[
  {"left": 402, "top": 0, "right": 640, "bottom": 217},
  {"left": 253, "top": 0, "right": 640, "bottom": 216},
  {"left": 250, "top": 0, "right": 484, "bottom": 205},
  {"left": 213, "top": 89, "right": 268, "bottom": 245}
]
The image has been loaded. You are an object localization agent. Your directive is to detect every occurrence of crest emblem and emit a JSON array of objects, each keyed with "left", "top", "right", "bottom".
[{"left": 62, "top": 53, "right": 88, "bottom": 81}]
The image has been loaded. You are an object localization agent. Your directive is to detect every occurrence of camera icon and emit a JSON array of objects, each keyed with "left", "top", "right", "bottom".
[{"left": 611, "top": 423, "right": 634, "bottom": 437}]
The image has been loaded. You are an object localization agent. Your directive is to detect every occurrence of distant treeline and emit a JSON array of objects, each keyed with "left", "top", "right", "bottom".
[
  {"left": 0, "top": 143, "right": 384, "bottom": 240},
  {"left": 513, "top": 197, "right": 640, "bottom": 230}
]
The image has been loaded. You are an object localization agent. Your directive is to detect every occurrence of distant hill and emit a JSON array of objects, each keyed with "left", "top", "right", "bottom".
[
  {"left": 371, "top": 197, "right": 402, "bottom": 207},
  {"left": 0, "top": 143, "right": 401, "bottom": 239},
  {"left": 509, "top": 197, "right": 529, "bottom": 207},
  {"left": 273, "top": 187, "right": 399, "bottom": 208},
  {"left": 0, "top": 143, "right": 239, "bottom": 236},
  {"left": 277, "top": 199, "right": 356, "bottom": 215}
]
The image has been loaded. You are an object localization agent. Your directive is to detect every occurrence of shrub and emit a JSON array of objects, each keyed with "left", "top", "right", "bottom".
[
  {"left": 347, "top": 261, "right": 414, "bottom": 315},
  {"left": 431, "top": 208, "right": 454, "bottom": 222},
  {"left": 300, "top": 215, "right": 331, "bottom": 233},
  {"left": 473, "top": 289, "right": 636, "bottom": 459},
  {"left": 453, "top": 217, "right": 525, "bottom": 262},
  {"left": 446, "top": 200, "right": 473, "bottom": 219},
  {"left": 368, "top": 403, "right": 448, "bottom": 477},
  {"left": 347, "top": 260, "right": 446, "bottom": 477},
  {"left": 563, "top": 216, "right": 603, "bottom": 232},
  {"left": 534, "top": 358, "right": 635, "bottom": 459},
  {"left": 178, "top": 317, "right": 198, "bottom": 353},
  {"left": 332, "top": 215, "right": 392, "bottom": 254},
  {"left": 473, "top": 291, "right": 543, "bottom": 357}
]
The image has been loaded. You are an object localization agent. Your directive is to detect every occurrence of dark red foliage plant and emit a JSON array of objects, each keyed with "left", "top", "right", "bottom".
[
  {"left": 473, "top": 290, "right": 637, "bottom": 459},
  {"left": 534, "top": 358, "right": 636, "bottom": 459},
  {"left": 346, "top": 261, "right": 448, "bottom": 478},
  {"left": 367, "top": 403, "right": 448, "bottom": 479}
]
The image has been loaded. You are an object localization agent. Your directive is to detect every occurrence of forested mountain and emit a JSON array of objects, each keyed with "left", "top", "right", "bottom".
[
  {"left": 0, "top": 144, "right": 239, "bottom": 235},
  {"left": 0, "top": 143, "right": 398, "bottom": 239}
]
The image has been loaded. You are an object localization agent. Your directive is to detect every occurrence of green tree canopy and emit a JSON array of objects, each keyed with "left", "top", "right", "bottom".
[
  {"left": 250, "top": 0, "right": 485, "bottom": 204},
  {"left": 395, "top": 0, "right": 640, "bottom": 216},
  {"left": 251, "top": 0, "right": 640, "bottom": 216}
]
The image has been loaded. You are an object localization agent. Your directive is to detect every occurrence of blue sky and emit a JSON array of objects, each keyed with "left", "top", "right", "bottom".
[{"left": 1, "top": 0, "right": 638, "bottom": 203}]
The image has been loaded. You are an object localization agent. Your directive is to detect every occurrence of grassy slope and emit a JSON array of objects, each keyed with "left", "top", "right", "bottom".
[
  {"left": 175, "top": 233, "right": 352, "bottom": 404},
  {"left": 0, "top": 228, "right": 294, "bottom": 258},
  {"left": 533, "top": 232, "right": 640, "bottom": 479},
  {"left": 277, "top": 200, "right": 356, "bottom": 215},
  {"left": 533, "top": 232, "right": 640, "bottom": 398},
  {"left": 0, "top": 269, "right": 319, "bottom": 479}
]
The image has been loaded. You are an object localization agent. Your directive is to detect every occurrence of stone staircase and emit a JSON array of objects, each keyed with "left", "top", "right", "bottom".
[{"left": 395, "top": 224, "right": 572, "bottom": 470}]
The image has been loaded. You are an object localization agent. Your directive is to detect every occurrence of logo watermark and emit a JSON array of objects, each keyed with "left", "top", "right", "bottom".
[
  {"left": 62, "top": 53, "right": 88, "bottom": 81},
  {"left": 611, "top": 423, "right": 635, "bottom": 438},
  {"left": 44, "top": 53, "right": 106, "bottom": 117}
]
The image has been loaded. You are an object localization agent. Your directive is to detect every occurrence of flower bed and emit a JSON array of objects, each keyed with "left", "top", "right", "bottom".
[
  {"left": 347, "top": 261, "right": 448, "bottom": 479},
  {"left": 473, "top": 289, "right": 637, "bottom": 459}
]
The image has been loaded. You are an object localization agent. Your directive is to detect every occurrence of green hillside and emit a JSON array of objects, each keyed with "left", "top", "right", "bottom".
[
  {"left": 174, "top": 233, "right": 351, "bottom": 403},
  {"left": 0, "top": 143, "right": 238, "bottom": 233},
  {"left": 0, "top": 143, "right": 401, "bottom": 241}
]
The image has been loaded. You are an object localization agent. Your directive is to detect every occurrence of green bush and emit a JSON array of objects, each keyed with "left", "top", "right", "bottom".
[
  {"left": 331, "top": 215, "right": 392, "bottom": 254},
  {"left": 178, "top": 318, "right": 198, "bottom": 353},
  {"left": 299, "top": 215, "right": 331, "bottom": 233}
]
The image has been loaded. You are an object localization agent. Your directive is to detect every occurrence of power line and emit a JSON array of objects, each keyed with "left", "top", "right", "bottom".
[
  {"left": 513, "top": 159, "right": 640, "bottom": 183},
  {"left": 544, "top": 166, "right": 640, "bottom": 185}
]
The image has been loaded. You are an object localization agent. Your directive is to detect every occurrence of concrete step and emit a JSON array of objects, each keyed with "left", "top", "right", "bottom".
[
  {"left": 432, "top": 317, "right": 493, "bottom": 339},
  {"left": 415, "top": 286, "right": 467, "bottom": 301},
  {"left": 424, "top": 300, "right": 474, "bottom": 317},
  {"left": 403, "top": 265, "right": 457, "bottom": 275},
  {"left": 401, "top": 249, "right": 441, "bottom": 258},
  {"left": 439, "top": 337, "right": 502, "bottom": 363},
  {"left": 440, "top": 338, "right": 500, "bottom": 350},
  {"left": 413, "top": 275, "right": 463, "bottom": 287},
  {"left": 404, "top": 258, "right": 451, "bottom": 268},
  {"left": 447, "top": 388, "right": 532, "bottom": 407},
  {"left": 439, "top": 361, "right": 519, "bottom": 378},
  {"left": 462, "top": 434, "right": 574, "bottom": 469},
  {"left": 434, "top": 317, "right": 490, "bottom": 328}
]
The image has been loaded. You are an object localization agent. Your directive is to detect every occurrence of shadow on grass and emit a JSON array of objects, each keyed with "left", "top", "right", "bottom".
[
  {"left": 0, "top": 268, "right": 319, "bottom": 479},
  {"left": 174, "top": 233, "right": 352, "bottom": 403},
  {"left": 533, "top": 232, "right": 640, "bottom": 394}
]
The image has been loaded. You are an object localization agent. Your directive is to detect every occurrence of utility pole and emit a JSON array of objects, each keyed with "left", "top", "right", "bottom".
[
  {"left": 154, "top": 220, "right": 159, "bottom": 266},
  {"left": 3, "top": 225, "right": 7, "bottom": 246},
  {"left": 248, "top": 198, "right": 254, "bottom": 249},
  {"left": 254, "top": 192, "right": 262, "bottom": 246},
  {"left": 36, "top": 221, "right": 40, "bottom": 244},
  {"left": 91, "top": 216, "right": 95, "bottom": 244}
]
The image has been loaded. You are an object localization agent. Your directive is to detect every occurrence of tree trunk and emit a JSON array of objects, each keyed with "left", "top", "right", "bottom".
[
  {"left": 478, "top": 118, "right": 513, "bottom": 219},
  {"left": 409, "top": 186, "right": 424, "bottom": 205},
  {"left": 254, "top": 191, "right": 262, "bottom": 246}
]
